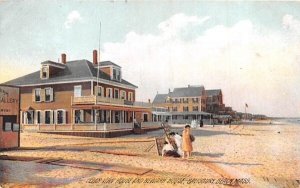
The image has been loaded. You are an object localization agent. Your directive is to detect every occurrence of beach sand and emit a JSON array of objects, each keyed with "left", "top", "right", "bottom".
[{"left": 0, "top": 120, "right": 299, "bottom": 187}]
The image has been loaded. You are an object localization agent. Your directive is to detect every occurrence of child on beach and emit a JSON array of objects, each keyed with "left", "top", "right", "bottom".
[{"left": 182, "top": 125, "right": 193, "bottom": 159}]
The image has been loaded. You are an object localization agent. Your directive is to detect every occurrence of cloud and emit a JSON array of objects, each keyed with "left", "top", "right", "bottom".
[
  {"left": 102, "top": 14, "right": 300, "bottom": 117},
  {"left": 158, "top": 13, "right": 210, "bottom": 38},
  {"left": 64, "top": 10, "right": 82, "bottom": 29}
]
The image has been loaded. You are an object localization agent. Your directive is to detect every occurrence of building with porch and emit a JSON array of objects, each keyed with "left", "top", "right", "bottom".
[
  {"left": 3, "top": 50, "right": 156, "bottom": 133},
  {"left": 152, "top": 85, "right": 210, "bottom": 124}
]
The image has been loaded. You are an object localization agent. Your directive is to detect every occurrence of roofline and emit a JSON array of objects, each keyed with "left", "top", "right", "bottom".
[
  {"left": 12, "top": 78, "right": 137, "bottom": 90},
  {"left": 0, "top": 84, "right": 20, "bottom": 88},
  {"left": 41, "top": 61, "right": 66, "bottom": 69}
]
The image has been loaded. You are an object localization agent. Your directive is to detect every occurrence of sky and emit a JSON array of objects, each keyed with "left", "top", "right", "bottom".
[{"left": 0, "top": 0, "right": 300, "bottom": 117}]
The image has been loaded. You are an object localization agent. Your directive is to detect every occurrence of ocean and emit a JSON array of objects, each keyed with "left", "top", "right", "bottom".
[{"left": 274, "top": 118, "right": 300, "bottom": 125}]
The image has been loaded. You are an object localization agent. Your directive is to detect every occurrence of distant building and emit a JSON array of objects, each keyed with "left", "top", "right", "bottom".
[
  {"left": 3, "top": 50, "right": 153, "bottom": 131},
  {"left": 153, "top": 85, "right": 210, "bottom": 124},
  {"left": 205, "top": 89, "right": 224, "bottom": 114}
]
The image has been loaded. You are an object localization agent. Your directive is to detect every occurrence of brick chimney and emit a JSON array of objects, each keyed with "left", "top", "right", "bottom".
[
  {"left": 93, "top": 50, "right": 98, "bottom": 65},
  {"left": 61, "top": 53, "right": 66, "bottom": 64}
]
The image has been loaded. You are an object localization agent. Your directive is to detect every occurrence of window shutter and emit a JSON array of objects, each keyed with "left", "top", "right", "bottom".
[
  {"left": 50, "top": 88, "right": 54, "bottom": 102},
  {"left": 50, "top": 110, "right": 53, "bottom": 124},
  {"left": 80, "top": 110, "right": 84, "bottom": 122},
  {"left": 24, "top": 112, "right": 28, "bottom": 124},
  {"left": 63, "top": 110, "right": 66, "bottom": 124},
  {"left": 94, "top": 86, "right": 98, "bottom": 95},
  {"left": 40, "top": 111, "right": 44, "bottom": 124},
  {"left": 53, "top": 110, "right": 57, "bottom": 124},
  {"left": 32, "top": 89, "right": 35, "bottom": 102},
  {"left": 34, "top": 111, "right": 38, "bottom": 124},
  {"left": 40, "top": 89, "right": 45, "bottom": 102}
]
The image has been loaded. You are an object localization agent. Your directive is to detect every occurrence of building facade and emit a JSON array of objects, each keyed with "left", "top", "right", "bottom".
[
  {"left": 205, "top": 89, "right": 224, "bottom": 114},
  {"left": 4, "top": 50, "right": 154, "bottom": 131},
  {"left": 153, "top": 85, "right": 210, "bottom": 124}
]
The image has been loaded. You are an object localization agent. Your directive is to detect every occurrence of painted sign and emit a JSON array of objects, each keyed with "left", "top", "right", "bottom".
[{"left": 0, "top": 85, "right": 19, "bottom": 115}]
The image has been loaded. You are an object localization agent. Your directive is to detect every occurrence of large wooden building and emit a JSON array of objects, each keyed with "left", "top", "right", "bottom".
[
  {"left": 4, "top": 50, "right": 153, "bottom": 131},
  {"left": 153, "top": 85, "right": 210, "bottom": 124}
]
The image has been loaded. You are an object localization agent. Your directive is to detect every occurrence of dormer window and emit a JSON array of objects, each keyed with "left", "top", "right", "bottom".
[
  {"left": 41, "top": 65, "right": 49, "bottom": 79},
  {"left": 112, "top": 68, "right": 121, "bottom": 81}
]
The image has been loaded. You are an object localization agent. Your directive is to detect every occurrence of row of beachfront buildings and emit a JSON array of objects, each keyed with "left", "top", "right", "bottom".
[{"left": 2, "top": 50, "right": 237, "bottom": 130}]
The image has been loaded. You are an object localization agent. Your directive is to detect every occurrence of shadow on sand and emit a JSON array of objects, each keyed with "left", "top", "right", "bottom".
[
  {"left": 192, "top": 152, "right": 224, "bottom": 158},
  {"left": 169, "top": 128, "right": 254, "bottom": 137}
]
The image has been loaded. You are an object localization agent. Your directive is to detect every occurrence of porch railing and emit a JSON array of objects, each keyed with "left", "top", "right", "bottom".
[
  {"left": 96, "top": 96, "right": 125, "bottom": 105},
  {"left": 72, "top": 95, "right": 96, "bottom": 104},
  {"left": 71, "top": 95, "right": 126, "bottom": 105}
]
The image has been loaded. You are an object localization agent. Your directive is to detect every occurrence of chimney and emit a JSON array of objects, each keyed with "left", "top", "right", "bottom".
[
  {"left": 148, "top": 99, "right": 151, "bottom": 103},
  {"left": 61, "top": 53, "right": 66, "bottom": 64},
  {"left": 168, "top": 88, "right": 171, "bottom": 93},
  {"left": 93, "top": 50, "right": 98, "bottom": 65}
]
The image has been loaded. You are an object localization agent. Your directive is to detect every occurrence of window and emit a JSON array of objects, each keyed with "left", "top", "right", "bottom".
[
  {"left": 172, "top": 107, "right": 177, "bottom": 111},
  {"left": 41, "top": 66, "right": 48, "bottom": 79},
  {"left": 120, "top": 90, "right": 126, "bottom": 100},
  {"left": 193, "top": 106, "right": 199, "bottom": 111},
  {"left": 113, "top": 68, "right": 121, "bottom": 81},
  {"left": 96, "top": 86, "right": 103, "bottom": 96},
  {"left": 117, "top": 71, "right": 121, "bottom": 81},
  {"left": 12, "top": 123, "right": 20, "bottom": 132},
  {"left": 114, "top": 88, "right": 119, "bottom": 99},
  {"left": 26, "top": 111, "right": 34, "bottom": 124},
  {"left": 113, "top": 69, "right": 117, "bottom": 80},
  {"left": 45, "top": 88, "right": 53, "bottom": 102},
  {"left": 34, "top": 89, "right": 41, "bottom": 102},
  {"left": 45, "top": 111, "right": 52, "bottom": 124},
  {"left": 183, "top": 106, "right": 189, "bottom": 112},
  {"left": 56, "top": 110, "right": 66, "bottom": 124},
  {"left": 106, "top": 88, "right": 112, "bottom": 98},
  {"left": 4, "top": 122, "right": 12, "bottom": 131},
  {"left": 193, "top": 98, "right": 199, "bottom": 103},
  {"left": 74, "top": 85, "right": 82, "bottom": 97},
  {"left": 35, "top": 111, "right": 41, "bottom": 124},
  {"left": 183, "top": 98, "right": 189, "bottom": 103},
  {"left": 128, "top": 92, "right": 133, "bottom": 101},
  {"left": 143, "top": 113, "right": 148, "bottom": 122}
]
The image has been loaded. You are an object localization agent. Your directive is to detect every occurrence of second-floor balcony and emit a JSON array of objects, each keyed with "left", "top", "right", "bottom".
[{"left": 72, "top": 95, "right": 127, "bottom": 105}]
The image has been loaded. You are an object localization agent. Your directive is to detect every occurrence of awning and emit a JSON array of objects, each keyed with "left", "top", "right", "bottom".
[
  {"left": 72, "top": 104, "right": 151, "bottom": 112},
  {"left": 152, "top": 111, "right": 171, "bottom": 116},
  {"left": 170, "top": 111, "right": 211, "bottom": 116},
  {"left": 214, "top": 115, "right": 232, "bottom": 118}
]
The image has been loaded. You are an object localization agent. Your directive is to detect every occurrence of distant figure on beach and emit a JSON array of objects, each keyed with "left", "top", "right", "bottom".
[
  {"left": 182, "top": 125, "right": 193, "bottom": 159},
  {"left": 200, "top": 119, "right": 203, "bottom": 127},
  {"left": 162, "top": 141, "right": 180, "bottom": 158}
]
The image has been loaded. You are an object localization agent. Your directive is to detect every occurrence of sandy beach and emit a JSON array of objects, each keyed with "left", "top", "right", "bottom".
[{"left": 0, "top": 120, "right": 299, "bottom": 188}]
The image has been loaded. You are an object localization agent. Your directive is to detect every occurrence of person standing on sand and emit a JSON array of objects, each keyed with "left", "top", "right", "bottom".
[{"left": 182, "top": 125, "right": 193, "bottom": 159}]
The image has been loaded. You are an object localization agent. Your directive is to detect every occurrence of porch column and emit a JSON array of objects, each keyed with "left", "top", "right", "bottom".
[
  {"left": 123, "top": 111, "right": 125, "bottom": 123},
  {"left": 110, "top": 110, "right": 112, "bottom": 123},
  {"left": 94, "top": 109, "right": 97, "bottom": 130},
  {"left": 71, "top": 109, "right": 74, "bottom": 130}
]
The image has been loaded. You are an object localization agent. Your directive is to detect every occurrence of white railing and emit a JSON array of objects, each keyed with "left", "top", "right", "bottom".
[
  {"left": 141, "top": 122, "right": 162, "bottom": 128},
  {"left": 97, "top": 123, "right": 133, "bottom": 131},
  {"left": 72, "top": 96, "right": 96, "bottom": 104},
  {"left": 96, "top": 96, "right": 125, "bottom": 105}
]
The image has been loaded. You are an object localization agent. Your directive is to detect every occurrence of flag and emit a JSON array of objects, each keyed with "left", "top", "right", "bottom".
[{"left": 245, "top": 103, "right": 248, "bottom": 108}]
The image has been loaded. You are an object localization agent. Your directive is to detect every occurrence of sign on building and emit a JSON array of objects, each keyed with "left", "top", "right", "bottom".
[{"left": 0, "top": 85, "right": 20, "bottom": 150}]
